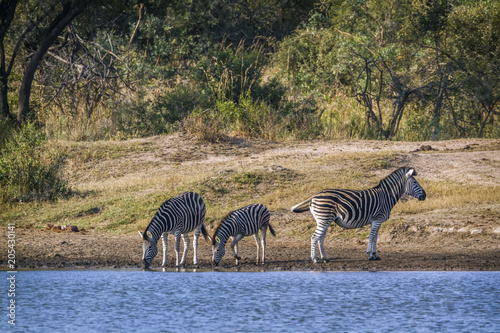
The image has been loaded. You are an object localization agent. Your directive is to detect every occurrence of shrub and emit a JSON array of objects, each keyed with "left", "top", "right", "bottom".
[
  {"left": 181, "top": 111, "right": 227, "bottom": 143},
  {"left": 112, "top": 85, "right": 210, "bottom": 138},
  {"left": 193, "top": 41, "right": 266, "bottom": 104},
  {"left": 0, "top": 124, "right": 70, "bottom": 203}
]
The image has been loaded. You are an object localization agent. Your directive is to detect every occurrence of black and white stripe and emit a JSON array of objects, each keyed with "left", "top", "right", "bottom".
[
  {"left": 212, "top": 204, "right": 276, "bottom": 266},
  {"left": 138, "top": 192, "right": 208, "bottom": 268},
  {"left": 291, "top": 167, "right": 426, "bottom": 262}
]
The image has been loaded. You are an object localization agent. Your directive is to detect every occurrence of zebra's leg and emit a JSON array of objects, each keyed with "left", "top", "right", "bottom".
[
  {"left": 261, "top": 227, "right": 267, "bottom": 264},
  {"left": 311, "top": 220, "right": 331, "bottom": 263},
  {"left": 253, "top": 233, "right": 262, "bottom": 264},
  {"left": 318, "top": 231, "right": 329, "bottom": 262},
  {"left": 161, "top": 232, "right": 168, "bottom": 267},
  {"left": 174, "top": 232, "right": 182, "bottom": 266},
  {"left": 192, "top": 225, "right": 202, "bottom": 265},
  {"left": 367, "top": 221, "right": 382, "bottom": 260},
  {"left": 230, "top": 234, "right": 244, "bottom": 265},
  {"left": 179, "top": 233, "right": 190, "bottom": 266},
  {"left": 234, "top": 242, "right": 239, "bottom": 266}
]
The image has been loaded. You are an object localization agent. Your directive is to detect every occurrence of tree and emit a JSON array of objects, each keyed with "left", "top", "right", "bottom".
[
  {"left": 0, "top": 0, "right": 19, "bottom": 122},
  {"left": 0, "top": 0, "right": 91, "bottom": 125}
]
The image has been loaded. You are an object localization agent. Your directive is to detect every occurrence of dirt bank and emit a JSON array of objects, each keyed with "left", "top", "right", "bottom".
[{"left": 4, "top": 223, "right": 500, "bottom": 271}]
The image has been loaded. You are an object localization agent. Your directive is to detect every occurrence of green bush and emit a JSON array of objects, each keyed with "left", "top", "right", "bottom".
[
  {"left": 193, "top": 42, "right": 267, "bottom": 104},
  {"left": 112, "top": 85, "right": 209, "bottom": 138},
  {"left": 0, "top": 124, "right": 70, "bottom": 203}
]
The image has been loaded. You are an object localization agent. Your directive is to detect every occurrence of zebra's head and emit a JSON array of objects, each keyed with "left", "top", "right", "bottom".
[
  {"left": 138, "top": 230, "right": 157, "bottom": 269},
  {"left": 211, "top": 236, "right": 226, "bottom": 266},
  {"left": 403, "top": 168, "right": 426, "bottom": 201}
]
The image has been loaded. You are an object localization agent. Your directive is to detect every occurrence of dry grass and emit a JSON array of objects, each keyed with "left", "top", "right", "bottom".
[{"left": 1, "top": 135, "right": 499, "bottom": 241}]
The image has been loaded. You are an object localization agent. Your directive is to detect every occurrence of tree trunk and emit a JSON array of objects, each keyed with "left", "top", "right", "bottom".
[
  {"left": 0, "top": 0, "right": 19, "bottom": 122},
  {"left": 0, "top": 72, "right": 11, "bottom": 121},
  {"left": 387, "top": 90, "right": 410, "bottom": 139},
  {"left": 432, "top": 70, "right": 450, "bottom": 140},
  {"left": 17, "top": 1, "right": 89, "bottom": 124}
]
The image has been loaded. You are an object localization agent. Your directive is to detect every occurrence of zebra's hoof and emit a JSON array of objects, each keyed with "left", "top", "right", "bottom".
[
  {"left": 312, "top": 258, "right": 318, "bottom": 264},
  {"left": 234, "top": 255, "right": 241, "bottom": 260},
  {"left": 369, "top": 256, "right": 381, "bottom": 261}
]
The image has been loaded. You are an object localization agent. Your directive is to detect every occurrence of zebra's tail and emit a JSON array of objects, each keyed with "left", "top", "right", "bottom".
[
  {"left": 268, "top": 223, "right": 276, "bottom": 237},
  {"left": 290, "top": 198, "right": 311, "bottom": 213},
  {"left": 201, "top": 224, "right": 211, "bottom": 241}
]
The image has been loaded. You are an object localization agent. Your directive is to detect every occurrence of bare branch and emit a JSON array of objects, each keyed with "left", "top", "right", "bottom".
[
  {"left": 7, "top": 1, "right": 59, "bottom": 76},
  {"left": 128, "top": 3, "right": 144, "bottom": 49}
]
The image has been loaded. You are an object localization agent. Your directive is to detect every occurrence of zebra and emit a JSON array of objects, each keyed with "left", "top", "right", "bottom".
[
  {"left": 212, "top": 204, "right": 276, "bottom": 266},
  {"left": 291, "top": 167, "right": 426, "bottom": 263},
  {"left": 138, "top": 191, "right": 208, "bottom": 269}
]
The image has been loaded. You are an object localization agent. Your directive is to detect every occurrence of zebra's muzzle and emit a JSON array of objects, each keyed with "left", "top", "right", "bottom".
[{"left": 418, "top": 191, "right": 426, "bottom": 201}]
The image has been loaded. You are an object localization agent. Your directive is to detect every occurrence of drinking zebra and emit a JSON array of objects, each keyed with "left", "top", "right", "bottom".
[
  {"left": 212, "top": 204, "right": 276, "bottom": 266},
  {"left": 291, "top": 167, "right": 426, "bottom": 262},
  {"left": 138, "top": 191, "right": 208, "bottom": 269}
]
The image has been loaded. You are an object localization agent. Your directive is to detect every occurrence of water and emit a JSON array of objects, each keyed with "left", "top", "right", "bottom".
[{"left": 4, "top": 270, "right": 500, "bottom": 332}]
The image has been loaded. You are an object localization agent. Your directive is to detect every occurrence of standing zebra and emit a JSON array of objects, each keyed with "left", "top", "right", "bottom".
[
  {"left": 291, "top": 167, "right": 426, "bottom": 263},
  {"left": 138, "top": 191, "right": 208, "bottom": 269},
  {"left": 212, "top": 204, "right": 276, "bottom": 266}
]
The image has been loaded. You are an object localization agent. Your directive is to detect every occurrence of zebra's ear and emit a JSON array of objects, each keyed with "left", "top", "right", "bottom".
[
  {"left": 138, "top": 231, "right": 145, "bottom": 239},
  {"left": 405, "top": 168, "right": 415, "bottom": 178}
]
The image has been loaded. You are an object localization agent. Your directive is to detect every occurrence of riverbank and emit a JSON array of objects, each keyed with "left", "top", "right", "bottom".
[
  {"left": 1, "top": 135, "right": 499, "bottom": 271},
  {"left": 4, "top": 220, "right": 499, "bottom": 271}
]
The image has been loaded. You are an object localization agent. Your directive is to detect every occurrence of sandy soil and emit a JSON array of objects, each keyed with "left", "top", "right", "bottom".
[{"left": 1, "top": 136, "right": 499, "bottom": 271}]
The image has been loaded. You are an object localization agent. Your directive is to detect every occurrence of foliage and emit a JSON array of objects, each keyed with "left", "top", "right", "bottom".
[
  {"left": 0, "top": 123, "right": 70, "bottom": 203},
  {"left": 272, "top": 0, "right": 500, "bottom": 140},
  {"left": 111, "top": 85, "right": 209, "bottom": 138},
  {"left": 0, "top": 0, "right": 498, "bottom": 144}
]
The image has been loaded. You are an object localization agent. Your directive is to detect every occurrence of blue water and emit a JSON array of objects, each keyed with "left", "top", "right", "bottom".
[{"left": 3, "top": 270, "right": 500, "bottom": 332}]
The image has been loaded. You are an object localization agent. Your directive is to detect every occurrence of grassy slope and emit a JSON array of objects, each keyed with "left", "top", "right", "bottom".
[{"left": 1, "top": 134, "right": 499, "bottom": 244}]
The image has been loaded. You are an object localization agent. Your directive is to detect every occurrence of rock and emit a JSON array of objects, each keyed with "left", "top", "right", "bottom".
[
  {"left": 67, "top": 225, "right": 79, "bottom": 232},
  {"left": 470, "top": 229, "right": 483, "bottom": 235},
  {"left": 414, "top": 145, "right": 437, "bottom": 152}
]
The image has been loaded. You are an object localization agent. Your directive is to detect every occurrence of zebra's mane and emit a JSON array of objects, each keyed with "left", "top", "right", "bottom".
[
  {"left": 142, "top": 198, "right": 173, "bottom": 240},
  {"left": 211, "top": 211, "right": 234, "bottom": 246},
  {"left": 374, "top": 166, "right": 415, "bottom": 189}
]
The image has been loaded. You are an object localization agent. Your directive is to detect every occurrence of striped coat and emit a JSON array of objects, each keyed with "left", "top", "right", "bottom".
[
  {"left": 291, "top": 167, "right": 426, "bottom": 262},
  {"left": 212, "top": 204, "right": 275, "bottom": 266},
  {"left": 139, "top": 192, "right": 208, "bottom": 268}
]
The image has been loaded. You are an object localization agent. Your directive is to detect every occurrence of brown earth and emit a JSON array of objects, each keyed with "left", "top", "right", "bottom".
[
  {"left": 5, "top": 225, "right": 500, "bottom": 271},
  {"left": 1, "top": 136, "right": 500, "bottom": 271}
]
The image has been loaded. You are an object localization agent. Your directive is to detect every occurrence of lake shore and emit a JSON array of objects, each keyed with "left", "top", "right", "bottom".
[
  {"left": 3, "top": 227, "right": 499, "bottom": 271},
  {"left": 1, "top": 136, "right": 499, "bottom": 272}
]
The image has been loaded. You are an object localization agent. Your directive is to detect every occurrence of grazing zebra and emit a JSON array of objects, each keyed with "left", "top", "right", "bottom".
[
  {"left": 138, "top": 192, "right": 208, "bottom": 269},
  {"left": 212, "top": 204, "right": 276, "bottom": 266},
  {"left": 291, "top": 167, "right": 426, "bottom": 263}
]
